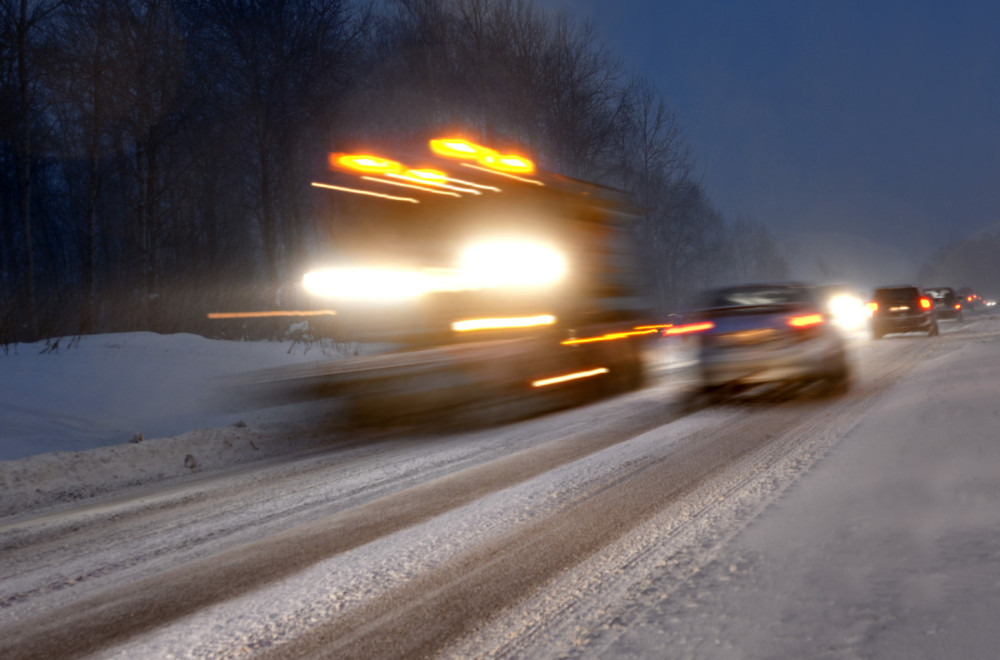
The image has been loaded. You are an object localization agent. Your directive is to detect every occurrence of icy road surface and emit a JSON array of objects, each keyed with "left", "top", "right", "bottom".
[{"left": 2, "top": 316, "right": 999, "bottom": 659}]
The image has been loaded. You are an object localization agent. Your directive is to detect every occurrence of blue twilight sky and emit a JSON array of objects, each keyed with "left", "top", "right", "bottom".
[{"left": 550, "top": 0, "right": 1000, "bottom": 277}]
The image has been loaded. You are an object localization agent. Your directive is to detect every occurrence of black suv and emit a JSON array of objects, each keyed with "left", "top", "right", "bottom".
[
  {"left": 870, "top": 285, "right": 938, "bottom": 339},
  {"left": 923, "top": 287, "right": 963, "bottom": 322}
]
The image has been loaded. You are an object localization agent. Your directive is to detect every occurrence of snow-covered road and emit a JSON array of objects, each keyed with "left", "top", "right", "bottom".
[{"left": 1, "top": 316, "right": 999, "bottom": 658}]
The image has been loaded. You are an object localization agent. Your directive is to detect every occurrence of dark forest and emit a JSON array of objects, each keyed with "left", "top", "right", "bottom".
[{"left": 0, "top": 0, "right": 789, "bottom": 345}]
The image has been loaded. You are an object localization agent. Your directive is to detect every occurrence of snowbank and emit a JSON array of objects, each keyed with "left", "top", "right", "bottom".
[{"left": 0, "top": 333, "right": 352, "bottom": 516}]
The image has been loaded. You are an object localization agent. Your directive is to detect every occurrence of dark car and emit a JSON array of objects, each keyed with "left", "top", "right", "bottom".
[
  {"left": 667, "top": 282, "right": 849, "bottom": 397},
  {"left": 923, "top": 286, "right": 963, "bottom": 322},
  {"left": 869, "top": 285, "right": 938, "bottom": 338},
  {"left": 956, "top": 287, "right": 982, "bottom": 312}
]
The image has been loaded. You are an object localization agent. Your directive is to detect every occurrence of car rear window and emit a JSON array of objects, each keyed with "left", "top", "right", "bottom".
[
  {"left": 707, "top": 285, "right": 813, "bottom": 308},
  {"left": 874, "top": 287, "right": 919, "bottom": 304}
]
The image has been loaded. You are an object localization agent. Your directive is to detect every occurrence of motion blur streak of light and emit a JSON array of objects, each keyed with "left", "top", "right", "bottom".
[
  {"left": 310, "top": 182, "right": 419, "bottom": 203},
  {"left": 663, "top": 321, "right": 715, "bottom": 335},
  {"left": 462, "top": 163, "right": 544, "bottom": 185},
  {"left": 207, "top": 310, "right": 337, "bottom": 319},
  {"left": 787, "top": 313, "right": 825, "bottom": 328},
  {"left": 561, "top": 329, "right": 658, "bottom": 345},
  {"left": 443, "top": 177, "right": 501, "bottom": 192},
  {"left": 384, "top": 172, "right": 482, "bottom": 194},
  {"left": 361, "top": 176, "right": 461, "bottom": 197},
  {"left": 405, "top": 168, "right": 448, "bottom": 181},
  {"left": 451, "top": 315, "right": 557, "bottom": 332},
  {"left": 531, "top": 367, "right": 610, "bottom": 388}
]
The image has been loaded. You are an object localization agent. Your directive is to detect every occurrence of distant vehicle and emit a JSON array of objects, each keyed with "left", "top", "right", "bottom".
[
  {"left": 668, "top": 282, "right": 849, "bottom": 398},
  {"left": 869, "top": 285, "right": 938, "bottom": 339},
  {"left": 923, "top": 287, "right": 963, "bottom": 322},
  {"left": 956, "top": 287, "right": 982, "bottom": 312}
]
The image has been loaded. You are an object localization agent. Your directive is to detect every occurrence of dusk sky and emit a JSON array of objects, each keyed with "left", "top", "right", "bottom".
[{"left": 559, "top": 0, "right": 1000, "bottom": 277}]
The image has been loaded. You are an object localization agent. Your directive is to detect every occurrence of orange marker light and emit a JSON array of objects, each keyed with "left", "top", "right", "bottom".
[
  {"left": 331, "top": 153, "right": 403, "bottom": 175},
  {"left": 430, "top": 138, "right": 535, "bottom": 174},
  {"left": 430, "top": 138, "right": 492, "bottom": 160},
  {"left": 866, "top": 302, "right": 879, "bottom": 313},
  {"left": 481, "top": 152, "right": 535, "bottom": 174}
]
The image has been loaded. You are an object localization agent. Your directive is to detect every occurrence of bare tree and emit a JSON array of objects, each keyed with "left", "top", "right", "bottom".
[
  {"left": 184, "top": 0, "right": 368, "bottom": 303},
  {"left": 0, "top": 0, "right": 63, "bottom": 338}
]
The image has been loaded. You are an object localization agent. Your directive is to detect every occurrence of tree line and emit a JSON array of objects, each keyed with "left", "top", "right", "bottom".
[
  {"left": 919, "top": 232, "right": 1000, "bottom": 298},
  {"left": 0, "top": 0, "right": 787, "bottom": 345}
]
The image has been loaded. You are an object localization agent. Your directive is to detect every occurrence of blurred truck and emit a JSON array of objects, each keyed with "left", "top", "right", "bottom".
[{"left": 229, "top": 137, "right": 655, "bottom": 424}]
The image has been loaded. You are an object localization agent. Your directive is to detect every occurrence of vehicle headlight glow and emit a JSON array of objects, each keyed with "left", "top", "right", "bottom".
[
  {"left": 452, "top": 314, "right": 556, "bottom": 332},
  {"left": 828, "top": 293, "right": 868, "bottom": 329},
  {"left": 459, "top": 241, "right": 566, "bottom": 288},
  {"left": 303, "top": 268, "right": 437, "bottom": 300}
]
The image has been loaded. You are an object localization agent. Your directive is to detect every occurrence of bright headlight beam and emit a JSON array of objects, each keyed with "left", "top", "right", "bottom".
[
  {"left": 459, "top": 241, "right": 566, "bottom": 288},
  {"left": 452, "top": 315, "right": 556, "bottom": 332},
  {"left": 303, "top": 268, "right": 434, "bottom": 300}
]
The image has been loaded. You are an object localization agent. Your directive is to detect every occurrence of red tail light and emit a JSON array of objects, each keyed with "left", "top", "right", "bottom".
[
  {"left": 866, "top": 301, "right": 878, "bottom": 313},
  {"left": 954, "top": 303, "right": 961, "bottom": 310},
  {"left": 663, "top": 321, "right": 715, "bottom": 336},
  {"left": 787, "top": 313, "right": 824, "bottom": 328},
  {"left": 919, "top": 297, "right": 932, "bottom": 310}
]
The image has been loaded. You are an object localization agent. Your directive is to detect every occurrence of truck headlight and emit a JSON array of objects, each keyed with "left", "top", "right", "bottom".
[
  {"left": 459, "top": 241, "right": 566, "bottom": 288},
  {"left": 303, "top": 268, "right": 435, "bottom": 300}
]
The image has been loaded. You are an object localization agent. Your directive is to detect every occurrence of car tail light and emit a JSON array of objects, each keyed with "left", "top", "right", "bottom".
[
  {"left": 919, "top": 297, "right": 932, "bottom": 310},
  {"left": 787, "top": 313, "right": 824, "bottom": 328},
  {"left": 787, "top": 313, "right": 825, "bottom": 341},
  {"left": 954, "top": 303, "right": 961, "bottom": 310},
  {"left": 663, "top": 321, "right": 715, "bottom": 336},
  {"left": 866, "top": 301, "right": 878, "bottom": 313}
]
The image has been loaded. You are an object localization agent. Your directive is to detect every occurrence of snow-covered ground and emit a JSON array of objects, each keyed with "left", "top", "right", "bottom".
[
  {"left": 584, "top": 322, "right": 1000, "bottom": 658},
  {"left": 0, "top": 333, "right": 368, "bottom": 513},
  {"left": 0, "top": 330, "right": 689, "bottom": 516},
  {"left": 0, "top": 332, "right": 347, "bottom": 461},
  {"left": 2, "top": 321, "right": 999, "bottom": 657}
]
